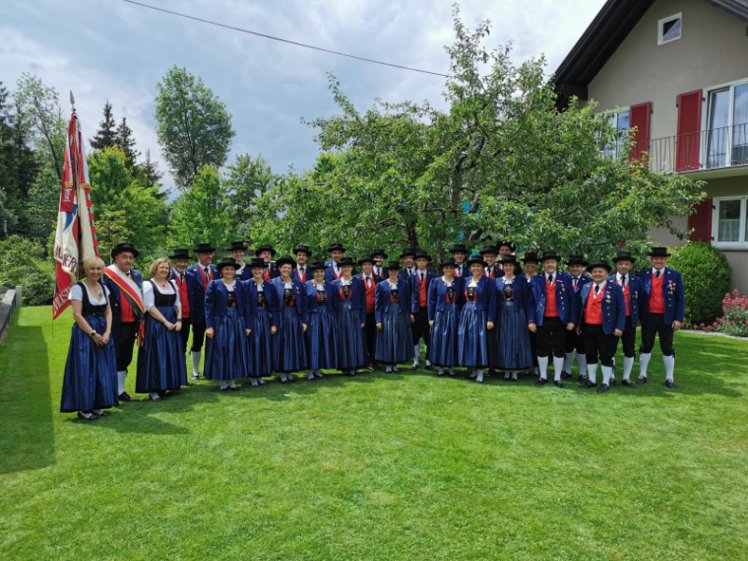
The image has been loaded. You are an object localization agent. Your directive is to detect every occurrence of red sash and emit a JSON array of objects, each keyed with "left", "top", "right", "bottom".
[{"left": 104, "top": 267, "right": 144, "bottom": 316}]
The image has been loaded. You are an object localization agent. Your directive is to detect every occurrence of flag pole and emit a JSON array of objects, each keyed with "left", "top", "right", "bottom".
[{"left": 69, "top": 90, "right": 83, "bottom": 280}]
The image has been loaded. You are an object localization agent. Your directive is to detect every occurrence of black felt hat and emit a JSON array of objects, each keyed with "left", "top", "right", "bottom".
[
  {"left": 358, "top": 255, "right": 375, "bottom": 265},
  {"left": 338, "top": 257, "right": 356, "bottom": 268},
  {"left": 450, "top": 243, "right": 469, "bottom": 254},
  {"left": 479, "top": 246, "right": 498, "bottom": 256},
  {"left": 371, "top": 248, "right": 388, "bottom": 259},
  {"left": 169, "top": 248, "right": 190, "bottom": 260},
  {"left": 194, "top": 242, "right": 215, "bottom": 254},
  {"left": 275, "top": 255, "right": 296, "bottom": 268},
  {"left": 501, "top": 255, "right": 518, "bottom": 265},
  {"left": 216, "top": 257, "right": 240, "bottom": 271},
  {"left": 399, "top": 248, "right": 417, "bottom": 259},
  {"left": 648, "top": 247, "right": 671, "bottom": 257},
  {"left": 565, "top": 254, "right": 589, "bottom": 266},
  {"left": 327, "top": 243, "right": 346, "bottom": 253},
  {"left": 385, "top": 260, "right": 402, "bottom": 270},
  {"left": 521, "top": 251, "right": 539, "bottom": 264},
  {"left": 466, "top": 255, "right": 487, "bottom": 267},
  {"left": 249, "top": 258, "right": 266, "bottom": 269},
  {"left": 294, "top": 244, "right": 313, "bottom": 257},
  {"left": 309, "top": 261, "right": 328, "bottom": 271},
  {"left": 540, "top": 251, "right": 561, "bottom": 262},
  {"left": 586, "top": 260, "right": 612, "bottom": 273},
  {"left": 440, "top": 258, "right": 457, "bottom": 268},
  {"left": 497, "top": 240, "right": 515, "bottom": 252},
  {"left": 227, "top": 241, "right": 249, "bottom": 251},
  {"left": 111, "top": 242, "right": 140, "bottom": 259},
  {"left": 612, "top": 250, "right": 636, "bottom": 263},
  {"left": 254, "top": 244, "right": 277, "bottom": 257},
  {"left": 415, "top": 252, "right": 432, "bottom": 262}
]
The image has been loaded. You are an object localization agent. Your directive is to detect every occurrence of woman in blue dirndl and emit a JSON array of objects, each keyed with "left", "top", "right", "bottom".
[
  {"left": 136, "top": 258, "right": 188, "bottom": 400},
  {"left": 457, "top": 256, "right": 496, "bottom": 383},
  {"left": 204, "top": 258, "right": 252, "bottom": 391},
  {"left": 428, "top": 259, "right": 462, "bottom": 376},
  {"left": 303, "top": 261, "right": 339, "bottom": 380},
  {"left": 270, "top": 255, "right": 308, "bottom": 382},
  {"left": 496, "top": 255, "right": 535, "bottom": 381},
  {"left": 375, "top": 261, "right": 415, "bottom": 372},
  {"left": 61, "top": 256, "right": 118, "bottom": 421},
  {"left": 334, "top": 257, "right": 367, "bottom": 376},
  {"left": 244, "top": 258, "right": 276, "bottom": 386}
]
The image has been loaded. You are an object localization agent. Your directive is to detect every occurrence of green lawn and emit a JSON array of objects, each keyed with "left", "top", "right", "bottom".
[{"left": 1, "top": 306, "right": 746, "bottom": 561}]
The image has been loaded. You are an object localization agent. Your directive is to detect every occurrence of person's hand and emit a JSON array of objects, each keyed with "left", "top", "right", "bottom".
[
  {"left": 175, "top": 320, "right": 182, "bottom": 332},
  {"left": 614, "top": 328, "right": 623, "bottom": 337},
  {"left": 360, "top": 323, "right": 366, "bottom": 329},
  {"left": 576, "top": 326, "right": 582, "bottom": 336},
  {"left": 528, "top": 322, "right": 537, "bottom": 333},
  {"left": 166, "top": 321, "right": 175, "bottom": 331},
  {"left": 487, "top": 321, "right": 494, "bottom": 330},
  {"left": 672, "top": 320, "right": 682, "bottom": 331},
  {"left": 303, "top": 323, "right": 308, "bottom": 332},
  {"left": 566, "top": 322, "right": 575, "bottom": 331},
  {"left": 429, "top": 320, "right": 435, "bottom": 327},
  {"left": 101, "top": 331, "right": 110, "bottom": 344},
  {"left": 376, "top": 322, "right": 383, "bottom": 330},
  {"left": 410, "top": 314, "right": 415, "bottom": 324},
  {"left": 271, "top": 325, "right": 277, "bottom": 335},
  {"left": 245, "top": 328, "right": 251, "bottom": 336},
  {"left": 206, "top": 327, "right": 215, "bottom": 339}
]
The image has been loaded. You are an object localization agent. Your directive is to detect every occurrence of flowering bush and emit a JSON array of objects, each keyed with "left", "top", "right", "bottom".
[{"left": 698, "top": 289, "right": 748, "bottom": 337}]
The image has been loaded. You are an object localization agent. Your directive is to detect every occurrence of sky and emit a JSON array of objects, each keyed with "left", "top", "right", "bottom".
[{"left": 0, "top": 0, "right": 606, "bottom": 194}]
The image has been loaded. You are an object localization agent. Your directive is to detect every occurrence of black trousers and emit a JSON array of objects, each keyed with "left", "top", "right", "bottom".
[
  {"left": 178, "top": 317, "right": 192, "bottom": 352},
  {"left": 583, "top": 324, "right": 618, "bottom": 367},
  {"left": 617, "top": 316, "right": 636, "bottom": 358},
  {"left": 364, "top": 312, "right": 377, "bottom": 365},
  {"left": 412, "top": 307, "right": 430, "bottom": 347},
  {"left": 191, "top": 320, "right": 206, "bottom": 352},
  {"left": 639, "top": 313, "right": 674, "bottom": 356},
  {"left": 537, "top": 317, "right": 567, "bottom": 358},
  {"left": 115, "top": 321, "right": 139, "bottom": 371},
  {"left": 565, "top": 328, "right": 585, "bottom": 354}
]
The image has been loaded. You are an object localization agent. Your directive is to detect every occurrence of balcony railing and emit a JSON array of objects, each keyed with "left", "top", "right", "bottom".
[{"left": 642, "top": 123, "right": 748, "bottom": 174}]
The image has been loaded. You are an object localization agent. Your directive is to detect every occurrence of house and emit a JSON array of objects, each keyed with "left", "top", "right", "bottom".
[{"left": 554, "top": 0, "right": 748, "bottom": 291}]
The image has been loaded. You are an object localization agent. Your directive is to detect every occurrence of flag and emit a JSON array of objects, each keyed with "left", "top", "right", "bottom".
[{"left": 52, "top": 111, "right": 100, "bottom": 319}]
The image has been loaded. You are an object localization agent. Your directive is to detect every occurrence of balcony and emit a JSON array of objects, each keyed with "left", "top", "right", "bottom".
[{"left": 644, "top": 123, "right": 748, "bottom": 176}]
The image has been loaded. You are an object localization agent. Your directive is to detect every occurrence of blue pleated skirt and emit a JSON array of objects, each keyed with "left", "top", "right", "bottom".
[
  {"left": 429, "top": 303, "right": 459, "bottom": 367},
  {"left": 136, "top": 306, "right": 188, "bottom": 393},
  {"left": 204, "top": 308, "right": 250, "bottom": 380},
  {"left": 497, "top": 302, "right": 533, "bottom": 369},
  {"left": 273, "top": 306, "right": 308, "bottom": 372},
  {"left": 458, "top": 302, "right": 489, "bottom": 368},
  {"left": 60, "top": 314, "right": 118, "bottom": 412},
  {"left": 338, "top": 303, "right": 366, "bottom": 370},
  {"left": 249, "top": 307, "right": 273, "bottom": 377},
  {"left": 306, "top": 307, "right": 339, "bottom": 370},
  {"left": 375, "top": 306, "right": 414, "bottom": 364}
]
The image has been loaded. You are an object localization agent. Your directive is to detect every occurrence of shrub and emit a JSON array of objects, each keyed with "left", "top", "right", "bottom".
[
  {"left": 0, "top": 235, "right": 55, "bottom": 306},
  {"left": 706, "top": 289, "right": 748, "bottom": 337},
  {"left": 669, "top": 242, "right": 731, "bottom": 325}
]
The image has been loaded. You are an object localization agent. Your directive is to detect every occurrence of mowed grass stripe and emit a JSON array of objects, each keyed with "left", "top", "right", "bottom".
[{"left": 0, "top": 306, "right": 746, "bottom": 561}]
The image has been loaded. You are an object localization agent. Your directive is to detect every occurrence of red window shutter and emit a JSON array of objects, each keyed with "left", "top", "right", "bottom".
[
  {"left": 676, "top": 90, "right": 702, "bottom": 171},
  {"left": 688, "top": 197, "right": 713, "bottom": 242},
  {"left": 629, "top": 102, "right": 651, "bottom": 162}
]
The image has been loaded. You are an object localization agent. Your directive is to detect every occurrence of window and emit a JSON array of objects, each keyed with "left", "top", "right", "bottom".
[
  {"left": 706, "top": 80, "right": 748, "bottom": 168},
  {"left": 658, "top": 13, "right": 682, "bottom": 45},
  {"left": 713, "top": 196, "right": 748, "bottom": 247},
  {"left": 601, "top": 109, "right": 629, "bottom": 160}
]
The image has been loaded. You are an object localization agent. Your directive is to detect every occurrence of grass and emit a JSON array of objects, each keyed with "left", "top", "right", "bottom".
[{"left": 0, "top": 306, "right": 747, "bottom": 561}]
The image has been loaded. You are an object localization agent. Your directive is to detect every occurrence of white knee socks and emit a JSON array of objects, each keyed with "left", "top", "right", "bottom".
[
  {"left": 639, "top": 352, "right": 652, "bottom": 378},
  {"left": 663, "top": 355, "right": 675, "bottom": 382},
  {"left": 576, "top": 353, "right": 587, "bottom": 375},
  {"left": 537, "top": 356, "right": 549, "bottom": 380},
  {"left": 622, "top": 356, "right": 635, "bottom": 380},
  {"left": 191, "top": 351, "right": 201, "bottom": 376},
  {"left": 586, "top": 363, "right": 598, "bottom": 384},
  {"left": 117, "top": 370, "right": 126, "bottom": 394},
  {"left": 601, "top": 365, "right": 613, "bottom": 386},
  {"left": 563, "top": 352, "right": 574, "bottom": 373},
  {"left": 552, "top": 356, "right": 564, "bottom": 382}
]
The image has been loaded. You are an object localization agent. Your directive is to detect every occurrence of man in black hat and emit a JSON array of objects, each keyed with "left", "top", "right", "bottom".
[
  {"left": 496, "top": 240, "right": 514, "bottom": 271},
  {"left": 293, "top": 245, "right": 312, "bottom": 284},
  {"left": 227, "top": 241, "right": 251, "bottom": 281},
  {"left": 611, "top": 250, "right": 643, "bottom": 386},
  {"left": 325, "top": 243, "right": 346, "bottom": 282},
  {"left": 358, "top": 255, "right": 378, "bottom": 367},
  {"left": 255, "top": 244, "right": 279, "bottom": 280},
  {"left": 170, "top": 248, "right": 194, "bottom": 353},
  {"left": 398, "top": 248, "right": 417, "bottom": 281},
  {"left": 522, "top": 250, "right": 540, "bottom": 376},
  {"left": 562, "top": 255, "right": 591, "bottom": 381},
  {"left": 102, "top": 242, "right": 144, "bottom": 401},
  {"left": 371, "top": 249, "right": 388, "bottom": 279},
  {"left": 186, "top": 243, "right": 218, "bottom": 379},
  {"left": 451, "top": 244, "right": 469, "bottom": 278},
  {"left": 637, "top": 247, "right": 684, "bottom": 389},
  {"left": 411, "top": 252, "right": 435, "bottom": 369},
  {"left": 480, "top": 246, "right": 503, "bottom": 279},
  {"left": 528, "top": 251, "right": 578, "bottom": 387}
]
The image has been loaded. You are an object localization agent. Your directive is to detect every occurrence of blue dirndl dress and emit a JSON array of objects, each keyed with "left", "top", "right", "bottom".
[
  {"left": 60, "top": 282, "right": 118, "bottom": 412},
  {"left": 458, "top": 289, "right": 489, "bottom": 368},
  {"left": 305, "top": 283, "right": 339, "bottom": 370},
  {"left": 336, "top": 281, "right": 367, "bottom": 370},
  {"left": 429, "top": 279, "right": 460, "bottom": 367},
  {"left": 204, "top": 281, "right": 251, "bottom": 381},
  {"left": 248, "top": 282, "right": 274, "bottom": 378},
  {"left": 497, "top": 281, "right": 533, "bottom": 369},
  {"left": 136, "top": 280, "right": 188, "bottom": 393},
  {"left": 375, "top": 286, "right": 414, "bottom": 364},
  {"left": 273, "top": 283, "right": 308, "bottom": 372}
]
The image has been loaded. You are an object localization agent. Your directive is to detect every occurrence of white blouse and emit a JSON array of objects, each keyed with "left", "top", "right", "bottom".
[
  {"left": 70, "top": 283, "right": 110, "bottom": 305},
  {"left": 143, "top": 280, "right": 181, "bottom": 310}
]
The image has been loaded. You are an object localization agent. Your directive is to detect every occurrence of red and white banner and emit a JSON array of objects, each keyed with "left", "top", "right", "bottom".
[{"left": 52, "top": 112, "right": 100, "bottom": 319}]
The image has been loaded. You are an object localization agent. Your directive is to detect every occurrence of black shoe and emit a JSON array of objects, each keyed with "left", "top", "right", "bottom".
[
  {"left": 77, "top": 411, "right": 97, "bottom": 421},
  {"left": 637, "top": 376, "right": 647, "bottom": 384},
  {"left": 218, "top": 386, "right": 229, "bottom": 392},
  {"left": 535, "top": 378, "right": 548, "bottom": 385},
  {"left": 622, "top": 379, "right": 634, "bottom": 387},
  {"left": 582, "top": 380, "right": 597, "bottom": 389},
  {"left": 597, "top": 384, "right": 610, "bottom": 393},
  {"left": 561, "top": 371, "right": 572, "bottom": 380},
  {"left": 229, "top": 386, "right": 239, "bottom": 391},
  {"left": 553, "top": 380, "right": 563, "bottom": 388},
  {"left": 578, "top": 374, "right": 589, "bottom": 383},
  {"left": 665, "top": 380, "right": 675, "bottom": 389},
  {"left": 118, "top": 392, "right": 131, "bottom": 402},
  {"left": 93, "top": 409, "right": 111, "bottom": 417},
  {"left": 609, "top": 378, "right": 616, "bottom": 386}
]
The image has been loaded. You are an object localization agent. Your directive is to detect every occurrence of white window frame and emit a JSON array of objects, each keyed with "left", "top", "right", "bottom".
[
  {"left": 600, "top": 108, "right": 630, "bottom": 160},
  {"left": 703, "top": 78, "right": 748, "bottom": 169},
  {"left": 658, "top": 13, "right": 682, "bottom": 46},
  {"left": 712, "top": 195, "right": 748, "bottom": 249}
]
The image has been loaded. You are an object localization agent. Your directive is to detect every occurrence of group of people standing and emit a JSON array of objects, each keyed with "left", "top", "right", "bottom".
[{"left": 60, "top": 239, "right": 685, "bottom": 421}]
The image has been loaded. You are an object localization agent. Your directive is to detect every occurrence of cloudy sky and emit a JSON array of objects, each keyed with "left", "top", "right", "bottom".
[{"left": 1, "top": 0, "right": 605, "bottom": 193}]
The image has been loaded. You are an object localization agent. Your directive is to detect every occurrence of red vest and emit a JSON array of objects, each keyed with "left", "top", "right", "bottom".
[
  {"left": 584, "top": 285, "right": 604, "bottom": 325},
  {"left": 617, "top": 277, "right": 630, "bottom": 317},
  {"left": 361, "top": 274, "right": 376, "bottom": 314},
  {"left": 416, "top": 271, "right": 428, "bottom": 307},
  {"left": 544, "top": 277, "right": 558, "bottom": 318},
  {"left": 120, "top": 290, "right": 136, "bottom": 323},
  {"left": 174, "top": 271, "right": 190, "bottom": 318},
  {"left": 649, "top": 271, "right": 665, "bottom": 314}
]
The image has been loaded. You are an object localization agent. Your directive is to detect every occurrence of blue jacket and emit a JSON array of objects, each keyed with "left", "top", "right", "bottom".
[
  {"left": 204, "top": 280, "right": 251, "bottom": 329},
  {"left": 495, "top": 275, "right": 534, "bottom": 324},
  {"left": 578, "top": 280, "right": 626, "bottom": 335},
  {"left": 243, "top": 279, "right": 278, "bottom": 328},
  {"left": 333, "top": 277, "right": 367, "bottom": 324},
  {"left": 409, "top": 270, "right": 436, "bottom": 313},
  {"left": 187, "top": 263, "right": 219, "bottom": 323},
  {"left": 460, "top": 276, "right": 497, "bottom": 323},
  {"left": 302, "top": 281, "right": 338, "bottom": 324},
  {"left": 608, "top": 274, "right": 643, "bottom": 326},
  {"left": 529, "top": 271, "right": 579, "bottom": 326},
  {"left": 483, "top": 264, "right": 504, "bottom": 280},
  {"left": 398, "top": 267, "right": 417, "bottom": 284},
  {"left": 269, "top": 276, "right": 306, "bottom": 319},
  {"left": 235, "top": 264, "right": 252, "bottom": 282},
  {"left": 638, "top": 267, "right": 685, "bottom": 324},
  {"left": 427, "top": 277, "right": 462, "bottom": 320},
  {"left": 292, "top": 266, "right": 312, "bottom": 285},
  {"left": 375, "top": 278, "right": 413, "bottom": 323},
  {"left": 324, "top": 260, "right": 349, "bottom": 283}
]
